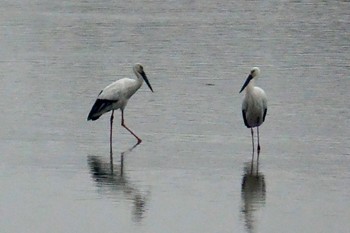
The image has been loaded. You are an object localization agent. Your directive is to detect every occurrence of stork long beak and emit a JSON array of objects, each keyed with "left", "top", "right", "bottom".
[
  {"left": 141, "top": 71, "right": 153, "bottom": 92},
  {"left": 239, "top": 74, "right": 253, "bottom": 93}
]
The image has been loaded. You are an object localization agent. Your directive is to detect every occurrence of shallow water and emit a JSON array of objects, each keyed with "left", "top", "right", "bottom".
[{"left": 1, "top": 1, "right": 350, "bottom": 233}]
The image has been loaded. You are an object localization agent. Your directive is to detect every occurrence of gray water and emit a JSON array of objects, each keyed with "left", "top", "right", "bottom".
[{"left": 1, "top": 0, "right": 350, "bottom": 232}]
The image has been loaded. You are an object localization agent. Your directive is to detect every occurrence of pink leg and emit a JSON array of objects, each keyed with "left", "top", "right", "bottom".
[
  {"left": 251, "top": 128, "right": 255, "bottom": 162},
  {"left": 110, "top": 110, "right": 114, "bottom": 156},
  {"left": 121, "top": 109, "right": 142, "bottom": 144},
  {"left": 257, "top": 126, "right": 261, "bottom": 160}
]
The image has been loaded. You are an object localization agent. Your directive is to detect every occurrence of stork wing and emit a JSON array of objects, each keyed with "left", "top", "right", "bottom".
[
  {"left": 87, "top": 98, "right": 117, "bottom": 121},
  {"left": 242, "top": 110, "right": 250, "bottom": 128}
]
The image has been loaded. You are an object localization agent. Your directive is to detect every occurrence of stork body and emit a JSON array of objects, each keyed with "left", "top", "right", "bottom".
[
  {"left": 87, "top": 64, "right": 153, "bottom": 153},
  {"left": 240, "top": 67, "right": 267, "bottom": 160}
]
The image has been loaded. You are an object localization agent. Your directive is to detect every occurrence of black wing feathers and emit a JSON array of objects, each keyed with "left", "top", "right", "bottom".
[
  {"left": 87, "top": 99, "right": 117, "bottom": 121},
  {"left": 242, "top": 110, "right": 250, "bottom": 128},
  {"left": 263, "top": 108, "right": 267, "bottom": 122}
]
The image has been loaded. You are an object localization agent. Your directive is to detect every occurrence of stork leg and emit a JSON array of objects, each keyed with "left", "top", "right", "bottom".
[
  {"left": 251, "top": 128, "right": 255, "bottom": 162},
  {"left": 120, "top": 153, "right": 124, "bottom": 177},
  {"left": 121, "top": 109, "right": 142, "bottom": 144},
  {"left": 257, "top": 126, "right": 261, "bottom": 160},
  {"left": 110, "top": 110, "right": 114, "bottom": 156}
]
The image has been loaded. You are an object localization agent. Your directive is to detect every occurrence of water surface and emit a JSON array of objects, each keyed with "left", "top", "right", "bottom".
[{"left": 1, "top": 1, "right": 350, "bottom": 233}]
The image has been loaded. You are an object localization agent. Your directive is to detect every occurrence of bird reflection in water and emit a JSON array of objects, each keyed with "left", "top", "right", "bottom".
[
  {"left": 240, "top": 161, "right": 266, "bottom": 233},
  {"left": 87, "top": 143, "right": 149, "bottom": 222}
]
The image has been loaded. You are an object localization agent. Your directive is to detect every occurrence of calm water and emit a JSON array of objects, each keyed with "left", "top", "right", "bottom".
[{"left": 1, "top": 0, "right": 350, "bottom": 232}]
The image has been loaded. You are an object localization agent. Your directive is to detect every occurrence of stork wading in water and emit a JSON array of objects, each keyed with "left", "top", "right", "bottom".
[
  {"left": 87, "top": 64, "right": 154, "bottom": 154},
  {"left": 239, "top": 67, "right": 267, "bottom": 161}
]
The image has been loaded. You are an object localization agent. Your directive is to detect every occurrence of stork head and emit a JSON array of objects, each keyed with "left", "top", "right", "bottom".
[
  {"left": 250, "top": 67, "right": 261, "bottom": 79},
  {"left": 133, "top": 63, "right": 144, "bottom": 73},
  {"left": 133, "top": 63, "right": 153, "bottom": 92},
  {"left": 239, "top": 67, "right": 261, "bottom": 93}
]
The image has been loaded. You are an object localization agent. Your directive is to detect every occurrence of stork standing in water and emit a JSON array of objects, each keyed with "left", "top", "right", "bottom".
[
  {"left": 87, "top": 64, "right": 153, "bottom": 154},
  {"left": 239, "top": 67, "right": 267, "bottom": 161}
]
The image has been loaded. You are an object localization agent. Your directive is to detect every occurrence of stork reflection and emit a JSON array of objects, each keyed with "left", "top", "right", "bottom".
[
  {"left": 87, "top": 143, "right": 149, "bottom": 222},
  {"left": 240, "top": 161, "right": 266, "bottom": 233}
]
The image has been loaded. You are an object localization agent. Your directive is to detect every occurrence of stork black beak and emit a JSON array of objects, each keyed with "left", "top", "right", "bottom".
[
  {"left": 239, "top": 74, "right": 253, "bottom": 93},
  {"left": 141, "top": 71, "right": 153, "bottom": 92}
]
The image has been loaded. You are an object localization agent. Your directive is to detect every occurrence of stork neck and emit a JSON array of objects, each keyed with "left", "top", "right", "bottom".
[
  {"left": 136, "top": 73, "right": 143, "bottom": 81},
  {"left": 245, "top": 79, "right": 255, "bottom": 93},
  {"left": 134, "top": 71, "right": 144, "bottom": 88}
]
